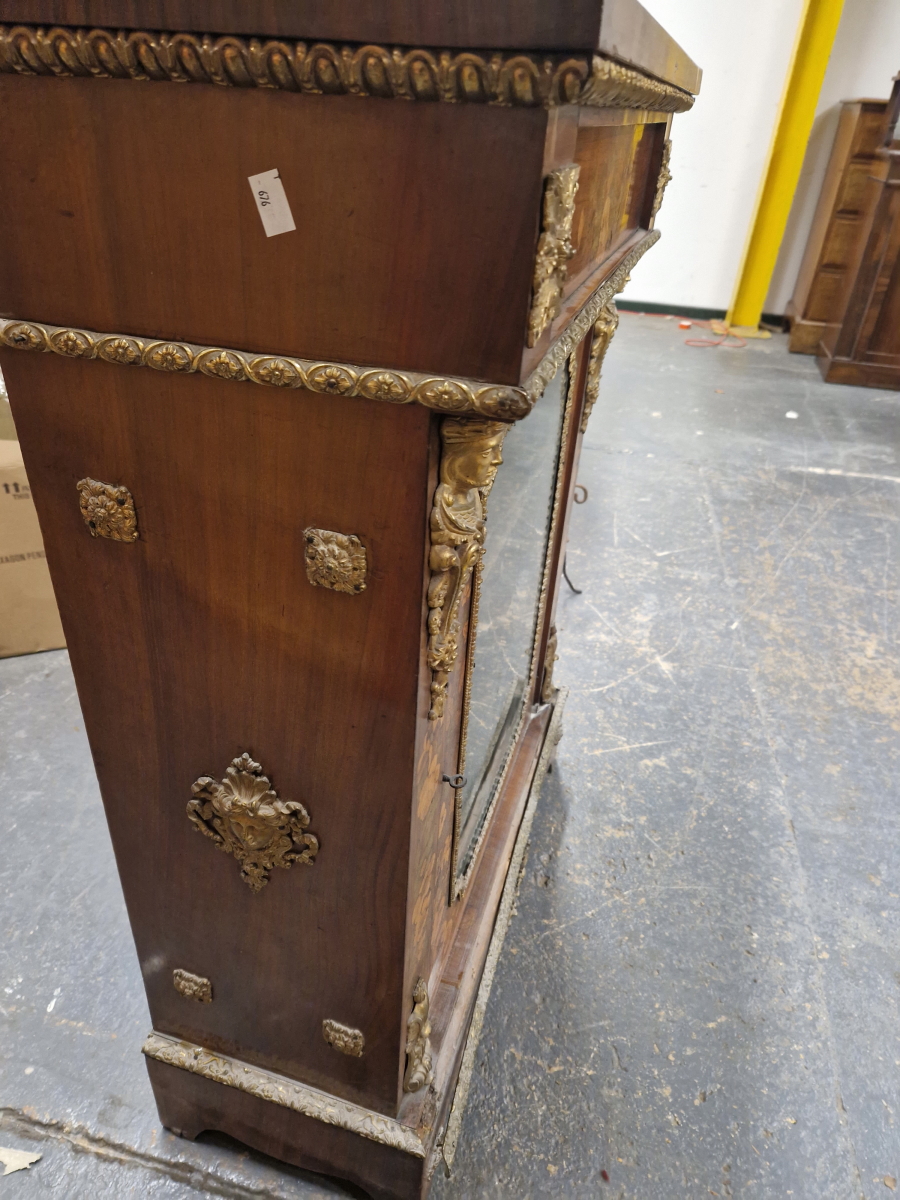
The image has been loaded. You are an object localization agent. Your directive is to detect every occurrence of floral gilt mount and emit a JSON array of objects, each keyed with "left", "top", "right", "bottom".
[{"left": 187, "top": 753, "right": 318, "bottom": 892}]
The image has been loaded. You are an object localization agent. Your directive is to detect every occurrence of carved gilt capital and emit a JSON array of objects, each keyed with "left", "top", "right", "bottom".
[
  {"left": 527, "top": 165, "right": 581, "bottom": 348},
  {"left": 651, "top": 139, "right": 673, "bottom": 222},
  {"left": 187, "top": 753, "right": 318, "bottom": 892},
  {"left": 580, "top": 301, "right": 620, "bottom": 434},
  {"left": 426, "top": 417, "right": 509, "bottom": 720},
  {"left": 403, "top": 978, "right": 434, "bottom": 1093}
]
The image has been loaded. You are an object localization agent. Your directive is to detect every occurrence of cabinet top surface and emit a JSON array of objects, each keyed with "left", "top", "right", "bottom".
[{"left": 0, "top": 0, "right": 701, "bottom": 93}]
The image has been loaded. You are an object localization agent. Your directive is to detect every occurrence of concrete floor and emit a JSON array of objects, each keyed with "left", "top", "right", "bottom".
[{"left": 1, "top": 315, "right": 898, "bottom": 1198}]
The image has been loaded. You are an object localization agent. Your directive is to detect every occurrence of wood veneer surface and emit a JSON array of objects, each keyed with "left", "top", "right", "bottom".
[
  {"left": 2, "top": 347, "right": 433, "bottom": 1114},
  {"left": 0, "top": 75, "right": 545, "bottom": 383}
]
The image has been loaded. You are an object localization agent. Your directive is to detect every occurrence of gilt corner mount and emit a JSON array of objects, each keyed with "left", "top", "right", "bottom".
[{"left": 403, "top": 978, "right": 434, "bottom": 1093}]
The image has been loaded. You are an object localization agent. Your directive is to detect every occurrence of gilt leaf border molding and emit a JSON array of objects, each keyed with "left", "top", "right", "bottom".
[
  {"left": 0, "top": 26, "right": 695, "bottom": 113},
  {"left": 0, "top": 318, "right": 531, "bottom": 420},
  {"left": 142, "top": 1031, "right": 426, "bottom": 1157},
  {"left": 0, "top": 231, "right": 658, "bottom": 422}
]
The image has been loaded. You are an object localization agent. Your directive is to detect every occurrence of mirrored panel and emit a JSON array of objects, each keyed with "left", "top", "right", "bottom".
[{"left": 454, "top": 362, "right": 570, "bottom": 888}]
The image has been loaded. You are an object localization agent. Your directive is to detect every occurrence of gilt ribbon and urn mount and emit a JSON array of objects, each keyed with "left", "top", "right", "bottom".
[{"left": 187, "top": 753, "right": 318, "bottom": 892}]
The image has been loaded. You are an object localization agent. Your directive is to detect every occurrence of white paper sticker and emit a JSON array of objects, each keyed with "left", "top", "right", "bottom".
[{"left": 247, "top": 168, "right": 296, "bottom": 238}]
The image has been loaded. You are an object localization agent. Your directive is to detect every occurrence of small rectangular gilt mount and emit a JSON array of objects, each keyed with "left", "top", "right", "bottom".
[
  {"left": 322, "top": 1019, "right": 365, "bottom": 1057},
  {"left": 173, "top": 969, "right": 212, "bottom": 1003},
  {"left": 76, "top": 477, "right": 138, "bottom": 542},
  {"left": 303, "top": 527, "right": 367, "bottom": 594}
]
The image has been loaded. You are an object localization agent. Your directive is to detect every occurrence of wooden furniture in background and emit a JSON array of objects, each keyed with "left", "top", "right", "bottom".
[
  {"left": 786, "top": 98, "right": 888, "bottom": 354},
  {"left": 0, "top": 4, "right": 699, "bottom": 1197},
  {"left": 819, "top": 75, "right": 900, "bottom": 388}
]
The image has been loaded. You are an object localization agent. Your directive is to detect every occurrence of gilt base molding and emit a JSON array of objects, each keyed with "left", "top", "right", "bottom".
[{"left": 142, "top": 1032, "right": 427, "bottom": 1158}]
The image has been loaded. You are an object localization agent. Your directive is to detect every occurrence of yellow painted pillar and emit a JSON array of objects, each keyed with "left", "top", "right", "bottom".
[{"left": 726, "top": 0, "right": 845, "bottom": 334}]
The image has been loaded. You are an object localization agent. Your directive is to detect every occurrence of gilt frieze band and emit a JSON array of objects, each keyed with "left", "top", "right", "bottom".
[
  {"left": 0, "top": 318, "right": 532, "bottom": 421},
  {"left": 0, "top": 26, "right": 695, "bottom": 113}
]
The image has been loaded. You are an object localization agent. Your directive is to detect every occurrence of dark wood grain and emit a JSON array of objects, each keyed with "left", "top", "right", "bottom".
[
  {"left": 0, "top": 75, "right": 545, "bottom": 384},
  {"left": 818, "top": 82, "right": 900, "bottom": 389},
  {"left": 0, "top": 0, "right": 701, "bottom": 88},
  {"left": 787, "top": 100, "right": 888, "bottom": 354},
  {"left": 2, "top": 347, "right": 432, "bottom": 1114}
]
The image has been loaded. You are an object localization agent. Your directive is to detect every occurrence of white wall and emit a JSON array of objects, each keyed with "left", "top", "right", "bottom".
[{"left": 622, "top": 0, "right": 900, "bottom": 315}]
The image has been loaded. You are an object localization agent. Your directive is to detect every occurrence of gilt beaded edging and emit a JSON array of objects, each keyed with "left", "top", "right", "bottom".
[
  {"left": 0, "top": 319, "right": 531, "bottom": 421},
  {"left": 142, "top": 1031, "right": 426, "bottom": 1156},
  {"left": 0, "top": 25, "right": 695, "bottom": 113}
]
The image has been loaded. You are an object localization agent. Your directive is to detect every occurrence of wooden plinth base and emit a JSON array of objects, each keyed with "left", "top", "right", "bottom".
[
  {"left": 148, "top": 1053, "right": 429, "bottom": 1200},
  {"left": 786, "top": 317, "right": 824, "bottom": 355},
  {"left": 145, "top": 695, "right": 566, "bottom": 1200},
  {"left": 817, "top": 347, "right": 900, "bottom": 390}
]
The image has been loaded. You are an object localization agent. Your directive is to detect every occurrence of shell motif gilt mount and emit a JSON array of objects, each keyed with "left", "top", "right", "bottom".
[{"left": 187, "top": 753, "right": 318, "bottom": 892}]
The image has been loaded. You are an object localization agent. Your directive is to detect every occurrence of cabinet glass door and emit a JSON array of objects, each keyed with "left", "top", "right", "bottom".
[{"left": 453, "top": 361, "right": 570, "bottom": 891}]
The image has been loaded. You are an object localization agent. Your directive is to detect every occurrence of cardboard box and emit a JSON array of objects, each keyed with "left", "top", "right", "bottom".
[{"left": 0, "top": 439, "right": 66, "bottom": 657}]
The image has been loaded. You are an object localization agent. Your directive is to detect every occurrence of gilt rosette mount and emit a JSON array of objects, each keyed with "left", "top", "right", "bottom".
[
  {"left": 76, "top": 477, "right": 138, "bottom": 542},
  {"left": 303, "top": 527, "right": 368, "bottom": 594},
  {"left": 187, "top": 753, "right": 318, "bottom": 892}
]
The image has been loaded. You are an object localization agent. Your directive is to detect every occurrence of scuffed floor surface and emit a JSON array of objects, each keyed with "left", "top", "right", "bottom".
[{"left": 2, "top": 315, "right": 898, "bottom": 1198}]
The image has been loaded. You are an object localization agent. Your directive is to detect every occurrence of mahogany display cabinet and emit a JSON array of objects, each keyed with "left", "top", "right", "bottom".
[{"left": 0, "top": 4, "right": 699, "bottom": 1196}]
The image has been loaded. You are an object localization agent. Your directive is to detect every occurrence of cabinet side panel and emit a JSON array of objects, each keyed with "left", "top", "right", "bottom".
[{"left": 2, "top": 350, "right": 428, "bottom": 1114}]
